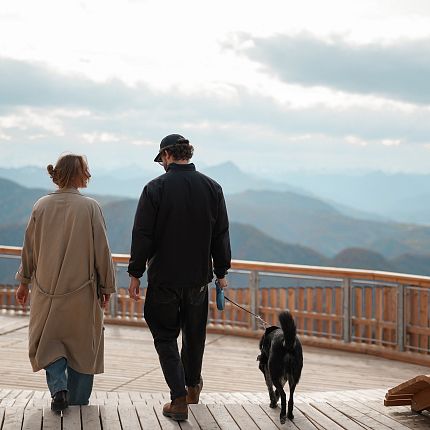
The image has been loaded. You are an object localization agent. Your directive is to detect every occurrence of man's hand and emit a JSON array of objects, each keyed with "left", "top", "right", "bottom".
[
  {"left": 217, "top": 277, "right": 228, "bottom": 289},
  {"left": 128, "top": 276, "right": 141, "bottom": 301},
  {"left": 101, "top": 293, "right": 111, "bottom": 309},
  {"left": 16, "top": 283, "right": 29, "bottom": 308}
]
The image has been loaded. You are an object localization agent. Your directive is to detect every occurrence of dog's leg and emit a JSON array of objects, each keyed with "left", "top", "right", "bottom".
[
  {"left": 273, "top": 383, "right": 287, "bottom": 424},
  {"left": 263, "top": 366, "right": 278, "bottom": 408},
  {"left": 287, "top": 380, "right": 296, "bottom": 420},
  {"left": 274, "top": 388, "right": 280, "bottom": 404}
]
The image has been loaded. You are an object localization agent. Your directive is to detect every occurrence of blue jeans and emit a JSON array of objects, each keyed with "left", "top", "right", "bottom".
[{"left": 45, "top": 358, "right": 94, "bottom": 405}]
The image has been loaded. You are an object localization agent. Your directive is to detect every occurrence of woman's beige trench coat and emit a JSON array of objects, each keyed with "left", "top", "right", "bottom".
[{"left": 16, "top": 188, "right": 116, "bottom": 374}]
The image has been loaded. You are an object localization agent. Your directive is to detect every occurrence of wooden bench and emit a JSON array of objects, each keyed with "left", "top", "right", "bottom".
[{"left": 385, "top": 374, "right": 430, "bottom": 413}]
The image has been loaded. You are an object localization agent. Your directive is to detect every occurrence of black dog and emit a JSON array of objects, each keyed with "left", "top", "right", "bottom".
[{"left": 257, "top": 310, "right": 303, "bottom": 423}]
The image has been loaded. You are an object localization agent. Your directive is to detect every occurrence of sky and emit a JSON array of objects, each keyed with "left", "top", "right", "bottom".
[{"left": 1, "top": 0, "right": 430, "bottom": 178}]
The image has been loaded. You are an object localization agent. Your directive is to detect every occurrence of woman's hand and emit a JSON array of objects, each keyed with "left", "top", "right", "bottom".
[
  {"left": 16, "top": 283, "right": 29, "bottom": 308},
  {"left": 101, "top": 293, "right": 111, "bottom": 309}
]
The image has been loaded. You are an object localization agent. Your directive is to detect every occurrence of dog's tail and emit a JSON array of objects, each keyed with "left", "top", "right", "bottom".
[{"left": 279, "top": 310, "right": 297, "bottom": 352}]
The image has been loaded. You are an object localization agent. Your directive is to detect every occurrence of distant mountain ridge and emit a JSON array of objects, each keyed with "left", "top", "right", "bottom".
[
  {"left": 0, "top": 163, "right": 391, "bottom": 223},
  {"left": 2, "top": 163, "right": 430, "bottom": 225},
  {"left": 2, "top": 178, "right": 430, "bottom": 280}
]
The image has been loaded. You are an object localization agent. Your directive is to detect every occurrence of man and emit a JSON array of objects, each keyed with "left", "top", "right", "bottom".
[{"left": 128, "top": 134, "right": 231, "bottom": 421}]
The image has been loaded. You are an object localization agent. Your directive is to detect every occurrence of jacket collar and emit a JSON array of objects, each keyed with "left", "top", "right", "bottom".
[
  {"left": 51, "top": 187, "right": 81, "bottom": 195},
  {"left": 167, "top": 163, "right": 196, "bottom": 172}
]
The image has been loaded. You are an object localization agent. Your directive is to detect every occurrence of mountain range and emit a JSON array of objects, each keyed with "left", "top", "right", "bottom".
[
  {"left": 2, "top": 163, "right": 430, "bottom": 225},
  {"left": 2, "top": 177, "right": 430, "bottom": 283}
]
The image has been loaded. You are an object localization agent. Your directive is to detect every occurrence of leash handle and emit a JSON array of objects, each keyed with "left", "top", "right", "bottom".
[{"left": 215, "top": 279, "right": 225, "bottom": 311}]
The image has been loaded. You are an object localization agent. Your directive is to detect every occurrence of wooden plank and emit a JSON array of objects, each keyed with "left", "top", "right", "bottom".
[
  {"left": 261, "top": 289, "right": 269, "bottom": 328},
  {"left": 384, "top": 399, "right": 412, "bottom": 407},
  {"left": 279, "top": 288, "right": 287, "bottom": 310},
  {"left": 2, "top": 406, "right": 24, "bottom": 430},
  {"left": 364, "top": 287, "right": 373, "bottom": 342},
  {"left": 280, "top": 407, "right": 319, "bottom": 430},
  {"left": 206, "top": 404, "right": 240, "bottom": 430},
  {"left": 387, "top": 375, "right": 430, "bottom": 395},
  {"left": 384, "top": 287, "right": 396, "bottom": 345},
  {"left": 242, "top": 403, "right": 278, "bottom": 429},
  {"left": 244, "top": 288, "right": 252, "bottom": 329},
  {"left": 270, "top": 289, "right": 278, "bottom": 326},
  {"left": 297, "top": 288, "right": 305, "bottom": 333},
  {"left": 135, "top": 404, "right": 162, "bottom": 429},
  {"left": 63, "top": 405, "right": 82, "bottom": 430},
  {"left": 153, "top": 405, "right": 181, "bottom": 430},
  {"left": 258, "top": 404, "right": 297, "bottom": 429},
  {"left": 296, "top": 403, "right": 344, "bottom": 430},
  {"left": 353, "top": 287, "right": 363, "bottom": 341},
  {"left": 411, "top": 387, "right": 430, "bottom": 413},
  {"left": 316, "top": 288, "right": 323, "bottom": 335},
  {"left": 118, "top": 392, "right": 133, "bottom": 406},
  {"left": 0, "top": 390, "right": 12, "bottom": 400},
  {"left": 335, "top": 287, "right": 342, "bottom": 338},
  {"left": 118, "top": 405, "right": 141, "bottom": 430},
  {"left": 128, "top": 392, "right": 142, "bottom": 403},
  {"left": 106, "top": 391, "right": 119, "bottom": 405},
  {"left": 329, "top": 401, "right": 398, "bottom": 430},
  {"left": 306, "top": 288, "right": 314, "bottom": 335},
  {"left": 81, "top": 405, "right": 102, "bottom": 430},
  {"left": 99, "top": 405, "right": 122, "bottom": 430},
  {"left": 408, "top": 289, "right": 420, "bottom": 350},
  {"left": 375, "top": 288, "right": 383, "bottom": 346},
  {"left": 419, "top": 290, "right": 429, "bottom": 352},
  {"left": 224, "top": 404, "right": 260, "bottom": 430},
  {"left": 287, "top": 288, "right": 295, "bottom": 313},
  {"left": 341, "top": 399, "right": 412, "bottom": 430},
  {"left": 365, "top": 400, "right": 430, "bottom": 430},
  {"left": 41, "top": 407, "right": 62, "bottom": 430},
  {"left": 310, "top": 402, "right": 365, "bottom": 430},
  {"left": 180, "top": 406, "right": 200, "bottom": 429},
  {"left": 189, "top": 404, "right": 220, "bottom": 429}
]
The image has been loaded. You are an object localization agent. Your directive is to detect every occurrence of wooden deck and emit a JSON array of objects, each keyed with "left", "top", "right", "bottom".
[
  {"left": 1, "top": 388, "right": 430, "bottom": 429},
  {"left": 1, "top": 313, "right": 430, "bottom": 428}
]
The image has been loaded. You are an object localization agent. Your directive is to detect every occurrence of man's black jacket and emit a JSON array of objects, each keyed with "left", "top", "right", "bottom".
[{"left": 128, "top": 163, "right": 231, "bottom": 287}]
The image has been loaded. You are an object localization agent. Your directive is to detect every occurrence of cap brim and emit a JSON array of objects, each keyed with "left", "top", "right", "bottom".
[{"left": 154, "top": 152, "right": 162, "bottom": 162}]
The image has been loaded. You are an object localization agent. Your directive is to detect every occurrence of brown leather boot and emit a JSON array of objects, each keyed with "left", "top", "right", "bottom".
[
  {"left": 186, "top": 377, "right": 203, "bottom": 404},
  {"left": 162, "top": 396, "right": 188, "bottom": 421}
]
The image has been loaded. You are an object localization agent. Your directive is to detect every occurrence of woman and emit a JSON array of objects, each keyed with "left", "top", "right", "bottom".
[{"left": 15, "top": 154, "right": 116, "bottom": 412}]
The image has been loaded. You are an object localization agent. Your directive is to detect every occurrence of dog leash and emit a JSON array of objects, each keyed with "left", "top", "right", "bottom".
[{"left": 224, "top": 295, "right": 270, "bottom": 329}]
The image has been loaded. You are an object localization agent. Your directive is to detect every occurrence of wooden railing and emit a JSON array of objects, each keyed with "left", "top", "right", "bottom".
[{"left": 1, "top": 245, "right": 429, "bottom": 366}]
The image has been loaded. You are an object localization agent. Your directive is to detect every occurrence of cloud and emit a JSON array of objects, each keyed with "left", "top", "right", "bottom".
[
  {"left": 231, "top": 33, "right": 430, "bottom": 105},
  {"left": 2, "top": 55, "right": 430, "bottom": 173},
  {"left": 0, "top": 57, "right": 155, "bottom": 111}
]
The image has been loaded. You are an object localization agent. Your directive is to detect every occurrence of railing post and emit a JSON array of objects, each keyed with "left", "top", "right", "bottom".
[
  {"left": 397, "top": 284, "right": 405, "bottom": 352},
  {"left": 249, "top": 271, "right": 259, "bottom": 331},
  {"left": 342, "top": 278, "right": 352, "bottom": 343}
]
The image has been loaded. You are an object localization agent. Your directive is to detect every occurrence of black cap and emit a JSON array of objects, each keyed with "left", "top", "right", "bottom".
[{"left": 154, "top": 134, "right": 190, "bottom": 162}]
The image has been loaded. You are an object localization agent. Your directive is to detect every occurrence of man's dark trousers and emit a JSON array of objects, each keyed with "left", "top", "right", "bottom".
[{"left": 144, "top": 284, "right": 208, "bottom": 400}]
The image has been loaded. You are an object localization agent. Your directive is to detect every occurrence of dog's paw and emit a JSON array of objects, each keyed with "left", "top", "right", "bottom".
[
  {"left": 270, "top": 401, "right": 278, "bottom": 408},
  {"left": 280, "top": 414, "right": 286, "bottom": 424},
  {"left": 287, "top": 411, "right": 294, "bottom": 420}
]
